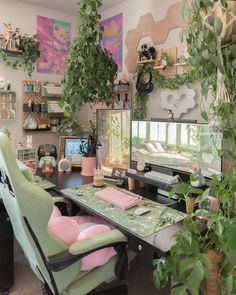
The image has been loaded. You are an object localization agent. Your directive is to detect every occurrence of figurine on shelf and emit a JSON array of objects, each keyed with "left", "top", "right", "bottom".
[
  {"left": 167, "top": 109, "right": 174, "bottom": 120},
  {"left": 26, "top": 135, "right": 33, "bottom": 149},
  {"left": 138, "top": 44, "right": 156, "bottom": 61},
  {"left": 114, "top": 94, "right": 123, "bottom": 109},
  {"left": 12, "top": 28, "right": 22, "bottom": 51},
  {"left": 0, "top": 77, "right": 10, "bottom": 90},
  {"left": 4, "top": 23, "right": 13, "bottom": 51},
  {"left": 161, "top": 52, "right": 171, "bottom": 69},
  {"left": 124, "top": 94, "right": 130, "bottom": 109},
  {"left": 23, "top": 114, "right": 37, "bottom": 130}
]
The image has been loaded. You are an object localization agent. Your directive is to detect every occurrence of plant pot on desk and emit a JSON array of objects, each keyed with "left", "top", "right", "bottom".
[{"left": 81, "top": 157, "right": 96, "bottom": 176}]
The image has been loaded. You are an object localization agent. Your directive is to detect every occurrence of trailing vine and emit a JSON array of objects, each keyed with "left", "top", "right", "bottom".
[
  {"left": 61, "top": 0, "right": 118, "bottom": 116},
  {"left": 133, "top": 63, "right": 200, "bottom": 119}
]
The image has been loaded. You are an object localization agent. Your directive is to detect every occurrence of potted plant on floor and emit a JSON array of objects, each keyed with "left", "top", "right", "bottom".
[
  {"left": 80, "top": 121, "right": 97, "bottom": 176},
  {"left": 153, "top": 0, "right": 236, "bottom": 294},
  {"left": 60, "top": 0, "right": 118, "bottom": 116}
]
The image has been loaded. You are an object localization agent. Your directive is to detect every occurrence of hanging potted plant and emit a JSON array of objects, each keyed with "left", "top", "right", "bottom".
[
  {"left": 80, "top": 121, "right": 97, "bottom": 177},
  {"left": 60, "top": 0, "right": 118, "bottom": 116}
]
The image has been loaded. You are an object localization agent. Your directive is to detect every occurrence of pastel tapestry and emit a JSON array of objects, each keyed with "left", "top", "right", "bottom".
[
  {"left": 101, "top": 13, "right": 123, "bottom": 72},
  {"left": 37, "top": 16, "right": 71, "bottom": 75}
]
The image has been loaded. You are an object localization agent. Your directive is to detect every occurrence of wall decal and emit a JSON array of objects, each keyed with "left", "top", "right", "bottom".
[
  {"left": 101, "top": 13, "right": 123, "bottom": 72},
  {"left": 160, "top": 85, "right": 197, "bottom": 118},
  {"left": 124, "top": 1, "right": 184, "bottom": 73},
  {"left": 37, "top": 16, "right": 71, "bottom": 75}
]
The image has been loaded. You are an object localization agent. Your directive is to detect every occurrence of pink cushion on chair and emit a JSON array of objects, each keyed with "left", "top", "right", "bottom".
[
  {"left": 48, "top": 211, "right": 117, "bottom": 270},
  {"left": 48, "top": 216, "right": 79, "bottom": 246},
  {"left": 50, "top": 206, "right": 62, "bottom": 219},
  {"left": 78, "top": 224, "right": 117, "bottom": 271}
]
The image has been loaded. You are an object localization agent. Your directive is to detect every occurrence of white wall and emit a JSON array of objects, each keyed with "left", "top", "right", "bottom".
[
  {"left": 0, "top": 0, "right": 77, "bottom": 152},
  {"left": 100, "top": 0, "right": 209, "bottom": 123}
]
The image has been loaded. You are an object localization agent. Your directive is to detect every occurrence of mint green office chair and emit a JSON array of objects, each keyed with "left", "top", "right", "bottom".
[{"left": 0, "top": 133, "right": 133, "bottom": 295}]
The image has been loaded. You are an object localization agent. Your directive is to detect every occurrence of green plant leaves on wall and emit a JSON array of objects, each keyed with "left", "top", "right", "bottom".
[{"left": 0, "top": 34, "right": 40, "bottom": 77}]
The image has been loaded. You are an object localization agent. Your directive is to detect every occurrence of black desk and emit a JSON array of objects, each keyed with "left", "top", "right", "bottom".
[
  {"left": 41, "top": 169, "right": 183, "bottom": 294},
  {"left": 39, "top": 169, "right": 184, "bottom": 254}
]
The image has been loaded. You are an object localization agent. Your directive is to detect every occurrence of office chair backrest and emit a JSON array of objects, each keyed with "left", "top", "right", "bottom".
[{"left": 0, "top": 134, "right": 79, "bottom": 294}]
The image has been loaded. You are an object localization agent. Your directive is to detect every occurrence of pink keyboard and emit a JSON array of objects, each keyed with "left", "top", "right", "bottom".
[{"left": 95, "top": 187, "right": 141, "bottom": 210}]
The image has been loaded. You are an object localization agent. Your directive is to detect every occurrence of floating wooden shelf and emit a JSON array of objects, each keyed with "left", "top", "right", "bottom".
[
  {"left": 0, "top": 90, "right": 15, "bottom": 93},
  {"left": 23, "top": 128, "right": 51, "bottom": 132},
  {"left": 175, "top": 63, "right": 187, "bottom": 67},
  {"left": 1, "top": 49, "right": 22, "bottom": 57},
  {"left": 153, "top": 65, "right": 165, "bottom": 70},
  {"left": 137, "top": 59, "right": 156, "bottom": 64}
]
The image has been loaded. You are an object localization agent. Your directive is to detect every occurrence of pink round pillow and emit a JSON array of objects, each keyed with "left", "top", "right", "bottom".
[
  {"left": 48, "top": 216, "right": 79, "bottom": 246},
  {"left": 50, "top": 206, "right": 62, "bottom": 220},
  {"left": 78, "top": 224, "right": 117, "bottom": 271}
]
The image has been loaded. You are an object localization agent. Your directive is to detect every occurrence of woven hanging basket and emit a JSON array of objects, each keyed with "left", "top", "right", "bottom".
[
  {"left": 204, "top": 1, "right": 236, "bottom": 43},
  {"left": 205, "top": 249, "right": 222, "bottom": 295}
]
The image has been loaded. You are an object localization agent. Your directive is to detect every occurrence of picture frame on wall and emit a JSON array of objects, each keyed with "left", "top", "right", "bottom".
[{"left": 101, "top": 13, "right": 123, "bottom": 72}]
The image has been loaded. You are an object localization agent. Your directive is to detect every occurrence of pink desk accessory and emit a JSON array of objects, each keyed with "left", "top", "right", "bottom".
[{"left": 95, "top": 187, "right": 142, "bottom": 210}]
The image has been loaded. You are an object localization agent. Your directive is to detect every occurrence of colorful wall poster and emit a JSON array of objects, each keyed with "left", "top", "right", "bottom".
[
  {"left": 37, "top": 16, "right": 71, "bottom": 75},
  {"left": 101, "top": 13, "right": 123, "bottom": 72}
]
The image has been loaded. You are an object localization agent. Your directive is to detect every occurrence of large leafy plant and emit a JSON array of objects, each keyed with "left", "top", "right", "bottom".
[
  {"left": 61, "top": 0, "right": 118, "bottom": 116},
  {"left": 153, "top": 1, "right": 236, "bottom": 294}
]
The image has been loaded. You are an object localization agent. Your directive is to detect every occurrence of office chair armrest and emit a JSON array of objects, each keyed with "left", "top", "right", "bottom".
[
  {"left": 52, "top": 196, "right": 69, "bottom": 205},
  {"left": 47, "top": 229, "right": 128, "bottom": 279},
  {"left": 69, "top": 229, "right": 127, "bottom": 255}
]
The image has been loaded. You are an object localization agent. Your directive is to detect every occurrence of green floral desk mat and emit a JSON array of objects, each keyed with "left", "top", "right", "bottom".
[
  {"left": 61, "top": 184, "right": 186, "bottom": 238},
  {"left": 33, "top": 175, "right": 56, "bottom": 190}
]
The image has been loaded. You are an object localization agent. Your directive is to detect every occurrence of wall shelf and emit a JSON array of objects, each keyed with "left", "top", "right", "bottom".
[
  {"left": 1, "top": 49, "right": 22, "bottom": 57},
  {"left": 22, "top": 80, "right": 63, "bottom": 132},
  {"left": 23, "top": 128, "right": 51, "bottom": 132},
  {"left": 137, "top": 59, "right": 156, "bottom": 65}
]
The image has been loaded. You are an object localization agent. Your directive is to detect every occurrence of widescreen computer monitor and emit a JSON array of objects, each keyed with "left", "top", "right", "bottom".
[
  {"left": 131, "top": 120, "right": 223, "bottom": 179},
  {"left": 97, "top": 109, "right": 130, "bottom": 175},
  {"left": 64, "top": 137, "right": 88, "bottom": 164}
]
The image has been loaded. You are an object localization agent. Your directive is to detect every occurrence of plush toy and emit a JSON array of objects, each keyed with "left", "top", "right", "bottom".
[
  {"left": 26, "top": 135, "right": 33, "bottom": 149},
  {"left": 0, "top": 77, "right": 10, "bottom": 90}
]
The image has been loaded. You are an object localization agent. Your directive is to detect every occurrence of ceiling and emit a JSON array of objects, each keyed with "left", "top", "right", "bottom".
[{"left": 14, "top": 0, "right": 126, "bottom": 15}]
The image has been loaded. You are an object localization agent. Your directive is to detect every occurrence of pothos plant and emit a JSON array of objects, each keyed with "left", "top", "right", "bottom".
[
  {"left": 0, "top": 34, "right": 40, "bottom": 77},
  {"left": 133, "top": 63, "right": 199, "bottom": 120},
  {"left": 61, "top": 0, "right": 118, "bottom": 116},
  {"left": 152, "top": 0, "right": 236, "bottom": 294}
]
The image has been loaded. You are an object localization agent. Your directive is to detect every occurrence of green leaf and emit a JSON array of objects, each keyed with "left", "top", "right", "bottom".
[
  {"left": 201, "top": 111, "right": 208, "bottom": 121},
  {"left": 171, "top": 286, "right": 188, "bottom": 295},
  {"left": 214, "top": 17, "right": 223, "bottom": 36},
  {"left": 227, "top": 275, "right": 234, "bottom": 292}
]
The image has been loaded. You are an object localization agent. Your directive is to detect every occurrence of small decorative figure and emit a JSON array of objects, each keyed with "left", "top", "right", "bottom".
[
  {"left": 12, "top": 28, "right": 22, "bottom": 51},
  {"left": 167, "top": 109, "right": 174, "bottom": 120},
  {"left": 124, "top": 94, "right": 130, "bottom": 109},
  {"left": 114, "top": 94, "right": 123, "bottom": 109},
  {"left": 161, "top": 52, "right": 171, "bottom": 69},
  {"left": 26, "top": 135, "right": 33, "bottom": 149},
  {"left": 138, "top": 44, "right": 157, "bottom": 61},
  {"left": 0, "top": 77, "right": 10, "bottom": 90},
  {"left": 4, "top": 23, "right": 14, "bottom": 51}
]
